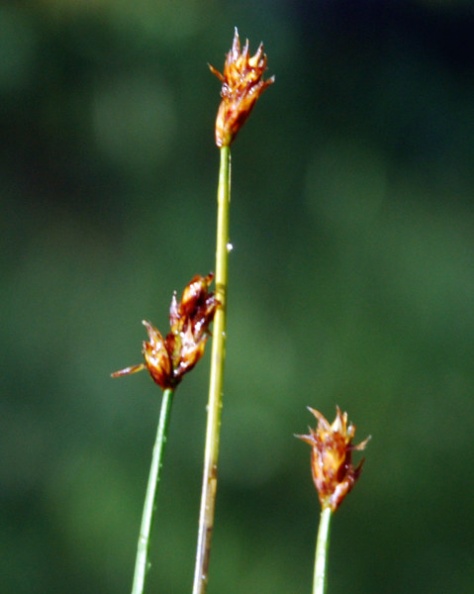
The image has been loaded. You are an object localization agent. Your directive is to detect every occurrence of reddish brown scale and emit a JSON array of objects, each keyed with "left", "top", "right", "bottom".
[
  {"left": 112, "top": 273, "right": 219, "bottom": 390},
  {"left": 209, "top": 28, "right": 274, "bottom": 147},
  {"left": 297, "top": 407, "right": 370, "bottom": 511}
]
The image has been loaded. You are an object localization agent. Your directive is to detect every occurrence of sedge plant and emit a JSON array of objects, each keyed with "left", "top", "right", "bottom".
[
  {"left": 297, "top": 407, "right": 370, "bottom": 594},
  {"left": 193, "top": 29, "right": 274, "bottom": 594},
  {"left": 112, "top": 274, "right": 218, "bottom": 594}
]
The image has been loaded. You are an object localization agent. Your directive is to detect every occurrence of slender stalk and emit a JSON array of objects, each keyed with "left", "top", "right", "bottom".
[
  {"left": 131, "top": 387, "right": 175, "bottom": 594},
  {"left": 192, "top": 145, "right": 231, "bottom": 594},
  {"left": 313, "top": 506, "right": 333, "bottom": 594}
]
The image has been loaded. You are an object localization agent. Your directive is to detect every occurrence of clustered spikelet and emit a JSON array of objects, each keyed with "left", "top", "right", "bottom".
[
  {"left": 209, "top": 28, "right": 275, "bottom": 147},
  {"left": 297, "top": 407, "right": 370, "bottom": 511},
  {"left": 112, "top": 274, "right": 218, "bottom": 389}
]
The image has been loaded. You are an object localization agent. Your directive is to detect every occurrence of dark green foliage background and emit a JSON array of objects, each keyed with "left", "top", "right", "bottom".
[{"left": 2, "top": 1, "right": 474, "bottom": 593}]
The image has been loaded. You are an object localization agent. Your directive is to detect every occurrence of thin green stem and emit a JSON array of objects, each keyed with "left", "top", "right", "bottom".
[
  {"left": 313, "top": 506, "right": 333, "bottom": 594},
  {"left": 131, "top": 387, "right": 175, "bottom": 594},
  {"left": 192, "top": 145, "right": 231, "bottom": 594}
]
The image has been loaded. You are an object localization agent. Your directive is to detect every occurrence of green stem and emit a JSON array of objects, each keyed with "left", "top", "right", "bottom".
[
  {"left": 313, "top": 506, "right": 333, "bottom": 594},
  {"left": 131, "top": 387, "right": 175, "bottom": 594},
  {"left": 192, "top": 145, "right": 231, "bottom": 594}
]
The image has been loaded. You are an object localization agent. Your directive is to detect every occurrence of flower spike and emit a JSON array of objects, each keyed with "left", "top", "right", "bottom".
[
  {"left": 112, "top": 274, "right": 219, "bottom": 390},
  {"left": 297, "top": 407, "right": 370, "bottom": 511},
  {"left": 209, "top": 28, "right": 274, "bottom": 147}
]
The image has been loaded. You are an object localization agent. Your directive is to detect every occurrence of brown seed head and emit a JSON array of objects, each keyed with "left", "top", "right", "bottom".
[
  {"left": 296, "top": 407, "right": 370, "bottom": 511},
  {"left": 112, "top": 273, "right": 218, "bottom": 390},
  {"left": 209, "top": 28, "right": 274, "bottom": 147}
]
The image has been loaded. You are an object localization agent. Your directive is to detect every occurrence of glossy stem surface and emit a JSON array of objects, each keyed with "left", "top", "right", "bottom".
[
  {"left": 313, "top": 506, "right": 333, "bottom": 594},
  {"left": 131, "top": 388, "right": 175, "bottom": 594},
  {"left": 192, "top": 145, "right": 231, "bottom": 594}
]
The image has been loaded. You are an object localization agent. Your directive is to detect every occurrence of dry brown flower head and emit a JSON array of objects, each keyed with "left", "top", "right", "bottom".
[
  {"left": 112, "top": 274, "right": 218, "bottom": 390},
  {"left": 209, "top": 28, "right": 274, "bottom": 147},
  {"left": 297, "top": 407, "right": 370, "bottom": 511}
]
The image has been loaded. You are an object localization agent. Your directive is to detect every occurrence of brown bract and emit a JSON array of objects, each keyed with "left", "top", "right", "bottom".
[
  {"left": 210, "top": 28, "right": 274, "bottom": 147},
  {"left": 112, "top": 274, "right": 218, "bottom": 390},
  {"left": 297, "top": 407, "right": 370, "bottom": 511}
]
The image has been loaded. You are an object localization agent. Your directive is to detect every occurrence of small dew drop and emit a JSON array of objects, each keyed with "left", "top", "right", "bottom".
[{"left": 226, "top": 242, "right": 233, "bottom": 252}]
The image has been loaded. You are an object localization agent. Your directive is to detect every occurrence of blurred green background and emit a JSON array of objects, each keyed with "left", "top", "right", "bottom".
[{"left": 2, "top": 1, "right": 474, "bottom": 593}]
